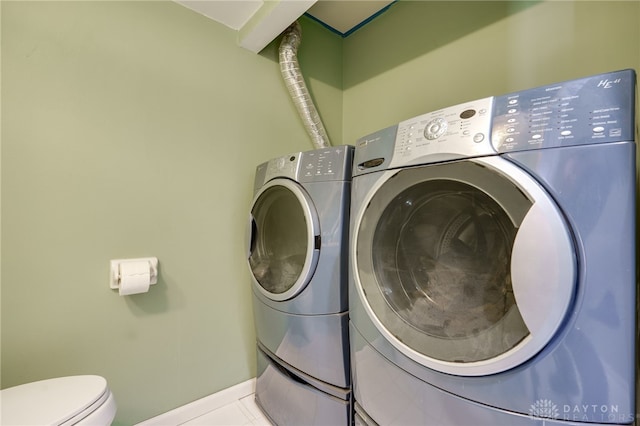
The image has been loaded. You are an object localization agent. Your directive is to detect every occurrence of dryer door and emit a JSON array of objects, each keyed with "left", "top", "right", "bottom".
[
  {"left": 249, "top": 178, "right": 320, "bottom": 301},
  {"left": 353, "top": 157, "right": 576, "bottom": 376}
]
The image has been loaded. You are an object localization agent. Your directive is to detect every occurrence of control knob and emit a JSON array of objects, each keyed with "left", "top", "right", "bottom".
[{"left": 424, "top": 117, "right": 448, "bottom": 140}]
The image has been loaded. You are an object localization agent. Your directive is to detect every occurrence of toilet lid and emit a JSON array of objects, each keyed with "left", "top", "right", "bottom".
[{"left": 1, "top": 375, "right": 109, "bottom": 425}]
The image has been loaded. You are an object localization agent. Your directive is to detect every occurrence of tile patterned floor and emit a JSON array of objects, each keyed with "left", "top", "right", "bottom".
[{"left": 181, "top": 393, "right": 272, "bottom": 425}]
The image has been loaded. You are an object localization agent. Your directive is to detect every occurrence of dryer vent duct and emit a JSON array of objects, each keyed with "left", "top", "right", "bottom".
[{"left": 279, "top": 22, "right": 331, "bottom": 149}]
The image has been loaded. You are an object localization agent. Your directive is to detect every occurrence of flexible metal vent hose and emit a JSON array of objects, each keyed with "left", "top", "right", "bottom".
[{"left": 279, "top": 22, "right": 331, "bottom": 149}]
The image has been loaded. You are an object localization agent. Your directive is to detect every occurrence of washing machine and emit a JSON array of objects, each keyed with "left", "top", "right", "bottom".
[
  {"left": 349, "top": 69, "right": 637, "bottom": 425},
  {"left": 248, "top": 145, "right": 354, "bottom": 425}
]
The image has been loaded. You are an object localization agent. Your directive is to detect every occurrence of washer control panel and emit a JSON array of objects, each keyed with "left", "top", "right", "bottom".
[
  {"left": 389, "top": 97, "right": 495, "bottom": 168},
  {"left": 492, "top": 69, "right": 636, "bottom": 152}
]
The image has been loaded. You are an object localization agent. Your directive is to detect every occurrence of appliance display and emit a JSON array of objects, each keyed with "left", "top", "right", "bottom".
[
  {"left": 349, "top": 70, "right": 637, "bottom": 425},
  {"left": 248, "top": 145, "right": 354, "bottom": 425}
]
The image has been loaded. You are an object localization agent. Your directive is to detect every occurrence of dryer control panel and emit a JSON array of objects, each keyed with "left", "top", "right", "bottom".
[
  {"left": 388, "top": 97, "right": 495, "bottom": 168},
  {"left": 297, "top": 146, "right": 353, "bottom": 183},
  {"left": 492, "top": 69, "right": 636, "bottom": 152},
  {"left": 254, "top": 145, "right": 354, "bottom": 189}
]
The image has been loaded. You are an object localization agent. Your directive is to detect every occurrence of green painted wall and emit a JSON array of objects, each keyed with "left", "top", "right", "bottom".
[
  {"left": 343, "top": 1, "right": 640, "bottom": 144},
  {"left": 2, "top": 0, "right": 639, "bottom": 424},
  {"left": 1, "top": 2, "right": 340, "bottom": 425}
]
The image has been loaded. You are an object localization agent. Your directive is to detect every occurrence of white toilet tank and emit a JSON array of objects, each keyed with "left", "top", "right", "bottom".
[{"left": 0, "top": 375, "right": 116, "bottom": 425}]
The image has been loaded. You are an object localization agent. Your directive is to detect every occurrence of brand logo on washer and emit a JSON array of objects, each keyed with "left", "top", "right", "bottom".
[
  {"left": 597, "top": 78, "right": 622, "bottom": 89},
  {"left": 529, "top": 399, "right": 560, "bottom": 419},
  {"left": 358, "top": 137, "right": 379, "bottom": 147}
]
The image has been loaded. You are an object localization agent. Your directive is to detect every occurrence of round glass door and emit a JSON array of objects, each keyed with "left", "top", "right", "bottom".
[
  {"left": 354, "top": 158, "right": 575, "bottom": 376},
  {"left": 373, "top": 179, "right": 527, "bottom": 362},
  {"left": 249, "top": 179, "right": 320, "bottom": 301}
]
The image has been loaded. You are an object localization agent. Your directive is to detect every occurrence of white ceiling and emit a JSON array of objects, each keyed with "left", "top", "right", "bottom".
[
  {"left": 175, "top": 0, "right": 394, "bottom": 52},
  {"left": 176, "top": 1, "right": 264, "bottom": 30}
]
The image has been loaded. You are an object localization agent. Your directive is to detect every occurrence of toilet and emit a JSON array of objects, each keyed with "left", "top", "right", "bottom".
[{"left": 0, "top": 375, "right": 116, "bottom": 425}]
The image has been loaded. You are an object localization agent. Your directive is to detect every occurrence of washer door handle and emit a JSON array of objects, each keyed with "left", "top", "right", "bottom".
[{"left": 247, "top": 214, "right": 257, "bottom": 259}]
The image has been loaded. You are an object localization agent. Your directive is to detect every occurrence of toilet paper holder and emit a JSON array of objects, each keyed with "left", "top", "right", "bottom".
[{"left": 109, "top": 257, "right": 158, "bottom": 291}]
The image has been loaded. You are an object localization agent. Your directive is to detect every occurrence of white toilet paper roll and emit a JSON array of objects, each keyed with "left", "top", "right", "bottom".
[{"left": 118, "top": 261, "right": 151, "bottom": 296}]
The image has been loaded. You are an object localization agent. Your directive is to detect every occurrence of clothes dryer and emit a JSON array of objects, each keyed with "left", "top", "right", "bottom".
[
  {"left": 349, "top": 70, "right": 637, "bottom": 425},
  {"left": 248, "top": 145, "right": 354, "bottom": 425}
]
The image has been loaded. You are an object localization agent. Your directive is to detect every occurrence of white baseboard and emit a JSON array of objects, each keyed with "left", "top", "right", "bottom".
[{"left": 135, "top": 378, "right": 256, "bottom": 425}]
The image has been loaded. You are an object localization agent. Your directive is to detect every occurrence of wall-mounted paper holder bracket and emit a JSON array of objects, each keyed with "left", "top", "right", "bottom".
[{"left": 110, "top": 257, "right": 158, "bottom": 290}]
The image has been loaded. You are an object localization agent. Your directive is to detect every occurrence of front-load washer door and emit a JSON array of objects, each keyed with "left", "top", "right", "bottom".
[
  {"left": 353, "top": 157, "right": 576, "bottom": 376},
  {"left": 249, "top": 178, "right": 320, "bottom": 301}
]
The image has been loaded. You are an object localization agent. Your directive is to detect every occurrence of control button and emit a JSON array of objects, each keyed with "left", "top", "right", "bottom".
[
  {"left": 460, "top": 109, "right": 476, "bottom": 119},
  {"left": 424, "top": 118, "right": 448, "bottom": 140},
  {"left": 473, "top": 133, "right": 485, "bottom": 143},
  {"left": 506, "top": 137, "right": 515, "bottom": 143},
  {"left": 593, "top": 126, "right": 605, "bottom": 133},
  {"left": 508, "top": 108, "right": 518, "bottom": 114},
  {"left": 463, "top": 130, "right": 470, "bottom": 136},
  {"left": 479, "top": 109, "right": 487, "bottom": 115},
  {"left": 560, "top": 130, "right": 572, "bottom": 136},
  {"left": 532, "top": 134, "right": 542, "bottom": 140},
  {"left": 508, "top": 99, "right": 518, "bottom": 105},
  {"left": 507, "top": 127, "right": 516, "bottom": 133}
]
